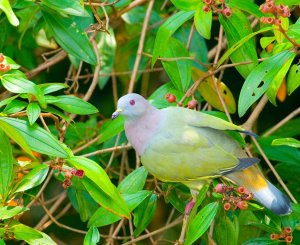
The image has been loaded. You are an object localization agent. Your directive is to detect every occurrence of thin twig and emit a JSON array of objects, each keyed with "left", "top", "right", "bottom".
[
  {"left": 263, "top": 107, "right": 300, "bottom": 136},
  {"left": 80, "top": 144, "right": 132, "bottom": 157},
  {"left": 128, "top": 0, "right": 154, "bottom": 93}
]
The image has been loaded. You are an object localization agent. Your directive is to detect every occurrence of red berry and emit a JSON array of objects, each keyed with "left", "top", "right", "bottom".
[
  {"left": 214, "top": 183, "right": 226, "bottom": 193},
  {"left": 203, "top": 0, "right": 212, "bottom": 4},
  {"left": 266, "top": 17, "right": 274, "bottom": 24},
  {"left": 223, "top": 202, "right": 231, "bottom": 211},
  {"left": 62, "top": 179, "right": 72, "bottom": 189},
  {"left": 237, "top": 186, "right": 246, "bottom": 194},
  {"left": 70, "top": 168, "right": 77, "bottom": 176},
  {"left": 237, "top": 200, "right": 248, "bottom": 210},
  {"left": 0, "top": 54, "right": 4, "bottom": 63},
  {"left": 222, "top": 7, "right": 232, "bottom": 17},
  {"left": 285, "top": 235, "right": 293, "bottom": 243},
  {"left": 75, "top": 169, "right": 85, "bottom": 178},
  {"left": 187, "top": 99, "right": 198, "bottom": 109},
  {"left": 184, "top": 200, "right": 195, "bottom": 215},
  {"left": 284, "top": 227, "right": 292, "bottom": 234},
  {"left": 165, "top": 93, "right": 176, "bottom": 103},
  {"left": 270, "top": 233, "right": 279, "bottom": 240},
  {"left": 274, "top": 19, "right": 282, "bottom": 25},
  {"left": 203, "top": 5, "right": 211, "bottom": 13}
]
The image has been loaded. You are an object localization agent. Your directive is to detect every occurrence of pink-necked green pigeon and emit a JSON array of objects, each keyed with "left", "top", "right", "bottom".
[{"left": 112, "top": 93, "right": 291, "bottom": 215}]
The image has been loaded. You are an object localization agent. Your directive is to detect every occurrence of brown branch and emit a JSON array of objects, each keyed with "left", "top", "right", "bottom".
[
  {"left": 80, "top": 144, "right": 132, "bottom": 157},
  {"left": 263, "top": 106, "right": 300, "bottom": 136},
  {"left": 25, "top": 50, "right": 67, "bottom": 79},
  {"left": 116, "top": 0, "right": 148, "bottom": 18},
  {"left": 128, "top": 0, "right": 154, "bottom": 93}
]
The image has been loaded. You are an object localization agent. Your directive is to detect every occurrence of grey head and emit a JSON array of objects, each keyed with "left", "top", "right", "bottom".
[{"left": 112, "top": 93, "right": 152, "bottom": 121}]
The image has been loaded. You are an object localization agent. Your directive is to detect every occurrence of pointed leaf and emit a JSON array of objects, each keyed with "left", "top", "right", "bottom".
[
  {"left": 266, "top": 53, "right": 295, "bottom": 104},
  {"left": 11, "top": 224, "right": 42, "bottom": 241},
  {"left": 41, "top": 0, "right": 85, "bottom": 16},
  {"left": 272, "top": 138, "right": 300, "bottom": 148},
  {"left": 185, "top": 202, "right": 219, "bottom": 245},
  {"left": 238, "top": 50, "right": 295, "bottom": 117},
  {"left": 227, "top": 0, "right": 263, "bottom": 18},
  {"left": 3, "top": 100, "right": 27, "bottom": 115},
  {"left": 42, "top": 7, "right": 97, "bottom": 65},
  {"left": 133, "top": 194, "right": 157, "bottom": 236},
  {"left": 194, "top": 3, "right": 212, "bottom": 39},
  {"left": 152, "top": 11, "right": 194, "bottom": 66},
  {"left": 170, "top": 0, "right": 199, "bottom": 11},
  {"left": 52, "top": 95, "right": 98, "bottom": 115},
  {"left": 287, "top": 62, "right": 300, "bottom": 95},
  {"left": 118, "top": 167, "right": 148, "bottom": 194},
  {"left": 67, "top": 156, "right": 130, "bottom": 218},
  {"left": 0, "top": 206, "right": 28, "bottom": 220},
  {"left": 219, "top": 9, "right": 258, "bottom": 78},
  {"left": 0, "top": 0, "right": 19, "bottom": 26},
  {"left": 161, "top": 38, "right": 192, "bottom": 92},
  {"left": 0, "top": 117, "right": 71, "bottom": 158},
  {"left": 98, "top": 117, "right": 124, "bottom": 144},
  {"left": 27, "top": 102, "right": 41, "bottom": 125},
  {"left": 84, "top": 226, "right": 100, "bottom": 245},
  {"left": 14, "top": 164, "right": 49, "bottom": 192},
  {"left": 39, "top": 83, "right": 68, "bottom": 95},
  {"left": 0, "top": 129, "right": 13, "bottom": 200}
]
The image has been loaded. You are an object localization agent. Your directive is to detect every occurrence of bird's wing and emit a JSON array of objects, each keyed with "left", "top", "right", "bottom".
[
  {"left": 165, "top": 107, "right": 256, "bottom": 137},
  {"left": 140, "top": 113, "right": 254, "bottom": 182}
]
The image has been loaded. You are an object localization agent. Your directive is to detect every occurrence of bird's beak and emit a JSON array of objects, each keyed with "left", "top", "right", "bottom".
[{"left": 112, "top": 108, "right": 122, "bottom": 120}]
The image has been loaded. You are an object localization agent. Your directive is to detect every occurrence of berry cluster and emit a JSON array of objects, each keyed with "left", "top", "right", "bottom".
[
  {"left": 0, "top": 53, "right": 10, "bottom": 72},
  {"left": 202, "top": 0, "right": 232, "bottom": 18},
  {"left": 165, "top": 93, "right": 198, "bottom": 109},
  {"left": 214, "top": 184, "right": 254, "bottom": 211},
  {"left": 260, "top": 0, "right": 290, "bottom": 25},
  {"left": 52, "top": 166, "right": 85, "bottom": 189},
  {"left": 270, "top": 227, "right": 293, "bottom": 244}
]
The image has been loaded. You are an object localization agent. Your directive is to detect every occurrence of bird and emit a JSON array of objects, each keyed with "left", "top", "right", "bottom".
[{"left": 112, "top": 93, "right": 291, "bottom": 216}]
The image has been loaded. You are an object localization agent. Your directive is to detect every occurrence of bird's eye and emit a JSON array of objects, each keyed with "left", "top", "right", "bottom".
[{"left": 129, "top": 99, "right": 135, "bottom": 106}]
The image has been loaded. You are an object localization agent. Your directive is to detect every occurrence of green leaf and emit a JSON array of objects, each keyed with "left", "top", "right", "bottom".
[
  {"left": 52, "top": 95, "right": 98, "bottom": 115},
  {"left": 0, "top": 119, "right": 33, "bottom": 157},
  {"left": 152, "top": 10, "right": 194, "bottom": 67},
  {"left": 118, "top": 166, "right": 148, "bottom": 194},
  {"left": 238, "top": 50, "right": 295, "bottom": 117},
  {"left": 88, "top": 190, "right": 151, "bottom": 227},
  {"left": 266, "top": 52, "right": 295, "bottom": 105},
  {"left": 227, "top": 0, "right": 263, "bottom": 18},
  {"left": 287, "top": 62, "right": 300, "bottom": 95},
  {"left": 133, "top": 194, "right": 157, "bottom": 236},
  {"left": 218, "top": 26, "right": 272, "bottom": 68},
  {"left": 258, "top": 137, "right": 300, "bottom": 164},
  {"left": 41, "top": 0, "right": 85, "bottom": 16},
  {"left": 14, "top": 164, "right": 49, "bottom": 193},
  {"left": 11, "top": 223, "right": 42, "bottom": 240},
  {"left": 0, "top": 238, "right": 5, "bottom": 245},
  {"left": 0, "top": 95, "right": 19, "bottom": 108},
  {"left": 25, "top": 230, "right": 57, "bottom": 245},
  {"left": 185, "top": 202, "right": 219, "bottom": 245},
  {"left": 2, "top": 100, "right": 27, "bottom": 115},
  {"left": 42, "top": 7, "right": 97, "bottom": 65},
  {"left": 0, "top": 206, "right": 28, "bottom": 220},
  {"left": 194, "top": 3, "right": 212, "bottom": 39},
  {"left": 170, "top": 0, "right": 199, "bottom": 11},
  {"left": 0, "top": 0, "right": 19, "bottom": 26},
  {"left": 96, "top": 28, "right": 117, "bottom": 89},
  {"left": 84, "top": 226, "right": 100, "bottom": 245},
  {"left": 0, "top": 129, "right": 13, "bottom": 200},
  {"left": 0, "top": 74, "right": 46, "bottom": 108},
  {"left": 81, "top": 178, "right": 130, "bottom": 219},
  {"left": 272, "top": 138, "right": 300, "bottom": 148},
  {"left": 214, "top": 215, "right": 238, "bottom": 245},
  {"left": 161, "top": 38, "right": 192, "bottom": 92},
  {"left": 219, "top": 9, "right": 258, "bottom": 78},
  {"left": 188, "top": 184, "right": 210, "bottom": 221},
  {"left": 39, "top": 83, "right": 68, "bottom": 95},
  {"left": 98, "top": 117, "right": 124, "bottom": 144},
  {"left": 27, "top": 102, "right": 41, "bottom": 125},
  {"left": 260, "top": 36, "right": 276, "bottom": 49},
  {"left": 0, "top": 117, "right": 71, "bottom": 158},
  {"left": 67, "top": 156, "right": 130, "bottom": 218}
]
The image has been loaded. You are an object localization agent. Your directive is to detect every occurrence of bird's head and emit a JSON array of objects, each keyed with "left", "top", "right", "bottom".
[{"left": 112, "top": 93, "right": 150, "bottom": 121}]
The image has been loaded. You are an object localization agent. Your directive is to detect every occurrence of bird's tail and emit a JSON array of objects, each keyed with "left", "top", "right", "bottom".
[{"left": 227, "top": 165, "right": 291, "bottom": 215}]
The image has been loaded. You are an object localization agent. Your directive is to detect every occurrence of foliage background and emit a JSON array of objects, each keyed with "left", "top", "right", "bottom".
[{"left": 0, "top": 0, "right": 300, "bottom": 244}]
